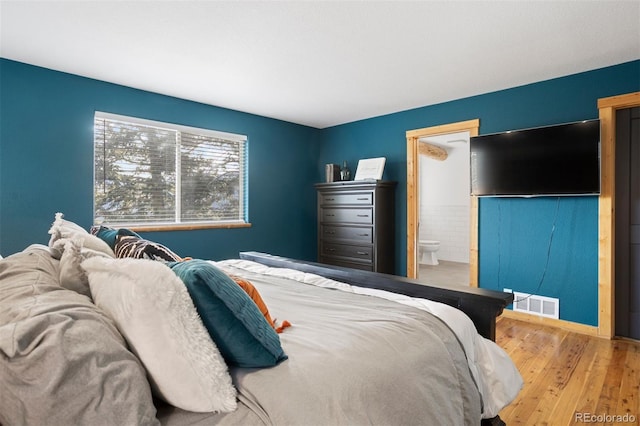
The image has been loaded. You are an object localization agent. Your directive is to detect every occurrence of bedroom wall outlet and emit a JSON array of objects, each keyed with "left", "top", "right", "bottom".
[{"left": 512, "top": 292, "right": 559, "bottom": 319}]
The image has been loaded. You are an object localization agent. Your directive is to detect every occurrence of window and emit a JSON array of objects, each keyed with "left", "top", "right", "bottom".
[{"left": 94, "top": 112, "right": 248, "bottom": 229}]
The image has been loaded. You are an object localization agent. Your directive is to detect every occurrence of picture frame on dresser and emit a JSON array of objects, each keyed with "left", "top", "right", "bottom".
[
  {"left": 353, "top": 157, "right": 386, "bottom": 180},
  {"left": 315, "top": 180, "right": 396, "bottom": 273}
]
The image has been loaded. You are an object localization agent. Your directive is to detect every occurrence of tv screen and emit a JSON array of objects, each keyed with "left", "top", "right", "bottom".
[{"left": 470, "top": 119, "right": 600, "bottom": 197}]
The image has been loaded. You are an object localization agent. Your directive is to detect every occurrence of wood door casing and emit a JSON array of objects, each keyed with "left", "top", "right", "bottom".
[
  {"left": 614, "top": 106, "right": 640, "bottom": 340},
  {"left": 406, "top": 119, "right": 480, "bottom": 284},
  {"left": 598, "top": 91, "right": 640, "bottom": 339}
]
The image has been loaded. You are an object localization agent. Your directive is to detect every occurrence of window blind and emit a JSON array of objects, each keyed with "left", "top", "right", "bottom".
[{"left": 94, "top": 112, "right": 248, "bottom": 227}]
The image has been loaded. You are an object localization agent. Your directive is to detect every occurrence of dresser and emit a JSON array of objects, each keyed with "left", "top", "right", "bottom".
[{"left": 315, "top": 180, "right": 396, "bottom": 273}]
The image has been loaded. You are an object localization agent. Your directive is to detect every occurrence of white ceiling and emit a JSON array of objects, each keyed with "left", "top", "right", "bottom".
[{"left": 1, "top": 1, "right": 639, "bottom": 129}]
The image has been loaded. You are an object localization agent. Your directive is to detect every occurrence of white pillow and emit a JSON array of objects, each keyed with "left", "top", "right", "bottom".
[
  {"left": 81, "top": 257, "right": 237, "bottom": 413},
  {"left": 55, "top": 238, "right": 112, "bottom": 298},
  {"left": 48, "top": 213, "right": 114, "bottom": 259}
]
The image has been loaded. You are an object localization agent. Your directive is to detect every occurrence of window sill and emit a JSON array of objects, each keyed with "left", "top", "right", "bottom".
[{"left": 126, "top": 222, "right": 252, "bottom": 232}]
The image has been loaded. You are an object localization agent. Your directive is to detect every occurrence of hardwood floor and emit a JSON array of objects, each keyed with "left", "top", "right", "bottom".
[{"left": 496, "top": 317, "right": 640, "bottom": 425}]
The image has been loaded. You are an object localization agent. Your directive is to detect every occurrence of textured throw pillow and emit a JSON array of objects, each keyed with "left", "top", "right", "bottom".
[
  {"left": 82, "top": 257, "right": 237, "bottom": 413},
  {"left": 228, "top": 274, "right": 291, "bottom": 334},
  {"left": 47, "top": 213, "right": 114, "bottom": 259},
  {"left": 170, "top": 260, "right": 288, "bottom": 368},
  {"left": 114, "top": 235, "right": 182, "bottom": 262},
  {"left": 90, "top": 225, "right": 141, "bottom": 250}
]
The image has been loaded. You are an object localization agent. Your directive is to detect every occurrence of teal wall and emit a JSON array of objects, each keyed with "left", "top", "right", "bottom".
[
  {"left": 319, "top": 60, "right": 640, "bottom": 326},
  {"left": 1, "top": 57, "right": 639, "bottom": 326},
  {"left": 0, "top": 59, "right": 320, "bottom": 261}
]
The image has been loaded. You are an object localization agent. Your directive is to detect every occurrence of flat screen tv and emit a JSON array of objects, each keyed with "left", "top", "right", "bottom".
[{"left": 470, "top": 119, "right": 600, "bottom": 197}]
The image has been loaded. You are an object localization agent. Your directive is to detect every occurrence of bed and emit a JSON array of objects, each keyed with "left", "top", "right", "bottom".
[{"left": 0, "top": 214, "right": 522, "bottom": 426}]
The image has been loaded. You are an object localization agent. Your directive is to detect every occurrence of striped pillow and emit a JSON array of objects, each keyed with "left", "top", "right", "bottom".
[{"left": 114, "top": 235, "right": 182, "bottom": 262}]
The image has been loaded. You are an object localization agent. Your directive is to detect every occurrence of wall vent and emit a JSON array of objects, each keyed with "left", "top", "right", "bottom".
[{"left": 510, "top": 291, "right": 559, "bottom": 319}]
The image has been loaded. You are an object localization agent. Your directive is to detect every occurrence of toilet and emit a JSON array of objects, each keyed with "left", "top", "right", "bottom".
[{"left": 419, "top": 240, "right": 440, "bottom": 266}]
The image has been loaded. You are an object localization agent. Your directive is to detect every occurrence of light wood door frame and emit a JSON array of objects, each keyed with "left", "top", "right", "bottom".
[
  {"left": 406, "top": 119, "right": 480, "bottom": 285},
  {"left": 597, "top": 91, "right": 640, "bottom": 338}
]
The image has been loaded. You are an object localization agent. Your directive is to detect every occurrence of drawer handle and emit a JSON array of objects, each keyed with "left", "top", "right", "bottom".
[
  {"left": 325, "top": 230, "right": 336, "bottom": 234},
  {"left": 358, "top": 233, "right": 370, "bottom": 237},
  {"left": 325, "top": 214, "right": 335, "bottom": 217},
  {"left": 356, "top": 251, "right": 368, "bottom": 255},
  {"left": 356, "top": 214, "right": 369, "bottom": 217},
  {"left": 328, "top": 248, "right": 336, "bottom": 252},
  {"left": 325, "top": 198, "right": 335, "bottom": 201},
  {"left": 356, "top": 197, "right": 369, "bottom": 201}
]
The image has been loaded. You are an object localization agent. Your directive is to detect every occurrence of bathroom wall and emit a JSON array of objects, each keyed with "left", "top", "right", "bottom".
[
  {"left": 419, "top": 134, "right": 470, "bottom": 263},
  {"left": 420, "top": 205, "right": 469, "bottom": 262}
]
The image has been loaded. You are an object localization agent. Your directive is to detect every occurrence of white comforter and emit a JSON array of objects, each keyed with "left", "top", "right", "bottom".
[{"left": 216, "top": 259, "right": 523, "bottom": 419}]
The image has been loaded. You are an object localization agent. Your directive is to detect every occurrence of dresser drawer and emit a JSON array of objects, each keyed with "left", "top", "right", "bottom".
[
  {"left": 321, "top": 208, "right": 373, "bottom": 224},
  {"left": 321, "top": 225, "right": 373, "bottom": 243},
  {"left": 321, "top": 242, "right": 373, "bottom": 262},
  {"left": 320, "top": 192, "right": 373, "bottom": 206}
]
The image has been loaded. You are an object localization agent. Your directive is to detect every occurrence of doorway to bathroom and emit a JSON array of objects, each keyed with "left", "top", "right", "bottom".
[
  {"left": 406, "top": 119, "right": 480, "bottom": 287},
  {"left": 418, "top": 131, "right": 470, "bottom": 286}
]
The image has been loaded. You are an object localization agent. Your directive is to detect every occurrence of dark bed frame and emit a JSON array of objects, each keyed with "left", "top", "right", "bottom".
[{"left": 239, "top": 251, "right": 513, "bottom": 342}]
